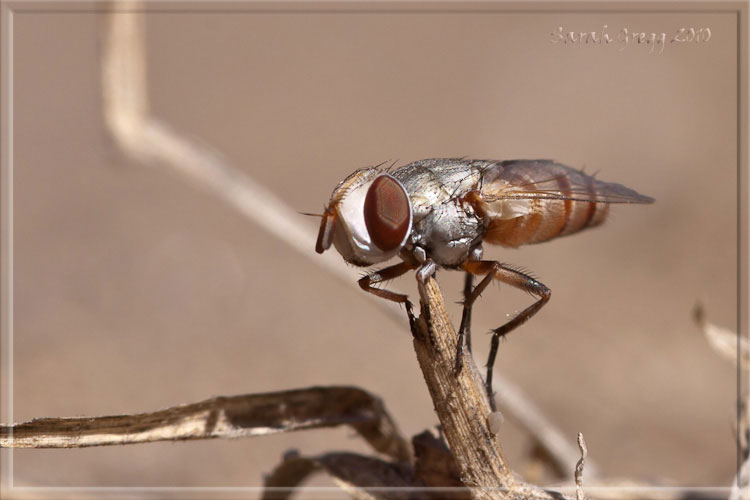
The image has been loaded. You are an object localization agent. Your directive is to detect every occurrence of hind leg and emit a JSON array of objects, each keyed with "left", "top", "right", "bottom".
[{"left": 462, "top": 260, "right": 551, "bottom": 411}]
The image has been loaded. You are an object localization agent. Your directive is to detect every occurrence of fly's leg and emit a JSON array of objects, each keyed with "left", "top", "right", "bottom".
[
  {"left": 455, "top": 246, "right": 483, "bottom": 374},
  {"left": 462, "top": 273, "right": 474, "bottom": 354},
  {"left": 462, "top": 260, "right": 551, "bottom": 411},
  {"left": 454, "top": 271, "right": 497, "bottom": 374},
  {"left": 358, "top": 261, "right": 417, "bottom": 333}
]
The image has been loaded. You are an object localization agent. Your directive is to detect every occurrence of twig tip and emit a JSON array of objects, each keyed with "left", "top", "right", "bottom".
[{"left": 575, "top": 432, "right": 587, "bottom": 500}]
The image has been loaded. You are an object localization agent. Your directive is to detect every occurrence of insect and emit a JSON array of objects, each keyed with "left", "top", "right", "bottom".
[{"left": 315, "top": 158, "right": 653, "bottom": 410}]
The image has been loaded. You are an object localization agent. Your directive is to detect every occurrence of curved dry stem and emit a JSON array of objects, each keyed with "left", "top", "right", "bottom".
[
  {"left": 263, "top": 452, "right": 420, "bottom": 500},
  {"left": 0, "top": 386, "right": 411, "bottom": 462}
]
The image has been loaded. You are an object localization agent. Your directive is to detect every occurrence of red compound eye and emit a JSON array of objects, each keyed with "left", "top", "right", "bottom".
[{"left": 364, "top": 175, "right": 411, "bottom": 251}]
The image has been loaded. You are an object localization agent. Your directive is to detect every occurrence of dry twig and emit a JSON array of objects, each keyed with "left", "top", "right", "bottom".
[
  {"left": 0, "top": 386, "right": 410, "bottom": 462},
  {"left": 693, "top": 302, "right": 749, "bottom": 368},
  {"left": 575, "top": 433, "right": 587, "bottom": 500},
  {"left": 263, "top": 451, "right": 419, "bottom": 500},
  {"left": 411, "top": 276, "right": 569, "bottom": 500},
  {"left": 693, "top": 302, "right": 749, "bottom": 500}
]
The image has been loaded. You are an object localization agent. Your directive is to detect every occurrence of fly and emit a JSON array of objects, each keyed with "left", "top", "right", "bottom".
[{"left": 315, "top": 158, "right": 654, "bottom": 410}]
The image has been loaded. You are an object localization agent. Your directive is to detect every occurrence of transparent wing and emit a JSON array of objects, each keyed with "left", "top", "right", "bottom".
[{"left": 479, "top": 160, "right": 654, "bottom": 204}]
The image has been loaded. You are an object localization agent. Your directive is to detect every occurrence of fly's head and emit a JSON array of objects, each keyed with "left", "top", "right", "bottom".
[{"left": 316, "top": 168, "right": 413, "bottom": 266}]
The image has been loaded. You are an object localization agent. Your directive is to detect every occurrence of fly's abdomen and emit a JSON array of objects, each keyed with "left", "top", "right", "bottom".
[
  {"left": 474, "top": 160, "right": 649, "bottom": 248},
  {"left": 484, "top": 197, "right": 609, "bottom": 247}
]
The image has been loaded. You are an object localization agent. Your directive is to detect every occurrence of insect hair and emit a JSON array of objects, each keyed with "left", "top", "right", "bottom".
[
  {"left": 371, "top": 159, "right": 391, "bottom": 171},
  {"left": 329, "top": 167, "right": 374, "bottom": 206},
  {"left": 385, "top": 159, "right": 401, "bottom": 173}
]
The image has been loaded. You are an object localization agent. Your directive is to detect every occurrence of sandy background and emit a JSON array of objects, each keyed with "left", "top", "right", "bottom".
[{"left": 3, "top": 3, "right": 741, "bottom": 495}]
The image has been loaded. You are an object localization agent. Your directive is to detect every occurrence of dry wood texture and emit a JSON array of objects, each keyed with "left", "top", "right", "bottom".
[
  {"left": 411, "top": 275, "right": 566, "bottom": 500},
  {"left": 0, "top": 386, "right": 410, "bottom": 463}
]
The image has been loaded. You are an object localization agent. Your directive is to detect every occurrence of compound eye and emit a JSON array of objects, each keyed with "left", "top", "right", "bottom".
[{"left": 364, "top": 175, "right": 411, "bottom": 252}]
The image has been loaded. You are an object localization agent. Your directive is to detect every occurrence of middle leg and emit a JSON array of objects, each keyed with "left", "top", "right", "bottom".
[
  {"left": 454, "top": 245, "right": 483, "bottom": 373},
  {"left": 462, "top": 272, "right": 475, "bottom": 354},
  {"left": 454, "top": 271, "right": 495, "bottom": 374}
]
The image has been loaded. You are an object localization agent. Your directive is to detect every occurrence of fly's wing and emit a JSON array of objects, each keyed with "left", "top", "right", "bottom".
[
  {"left": 478, "top": 160, "right": 655, "bottom": 205},
  {"left": 471, "top": 160, "right": 654, "bottom": 247}
]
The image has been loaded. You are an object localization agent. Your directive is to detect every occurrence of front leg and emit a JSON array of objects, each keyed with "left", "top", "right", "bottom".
[
  {"left": 358, "top": 261, "right": 417, "bottom": 333},
  {"left": 462, "top": 260, "right": 551, "bottom": 411}
]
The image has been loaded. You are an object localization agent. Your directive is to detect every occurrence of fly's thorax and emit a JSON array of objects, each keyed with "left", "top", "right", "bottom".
[
  {"left": 388, "top": 159, "right": 486, "bottom": 266},
  {"left": 324, "top": 168, "right": 413, "bottom": 266},
  {"left": 410, "top": 200, "right": 484, "bottom": 266},
  {"left": 393, "top": 159, "right": 484, "bottom": 213}
]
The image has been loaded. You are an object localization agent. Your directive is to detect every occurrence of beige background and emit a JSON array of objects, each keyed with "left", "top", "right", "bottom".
[{"left": 4, "top": 3, "right": 740, "bottom": 494}]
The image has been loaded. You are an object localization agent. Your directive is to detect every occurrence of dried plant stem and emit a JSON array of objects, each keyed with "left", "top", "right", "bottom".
[
  {"left": 412, "top": 276, "right": 566, "bottom": 500},
  {"left": 0, "top": 387, "right": 410, "bottom": 462},
  {"left": 693, "top": 302, "right": 749, "bottom": 367},
  {"left": 575, "top": 433, "right": 587, "bottom": 500}
]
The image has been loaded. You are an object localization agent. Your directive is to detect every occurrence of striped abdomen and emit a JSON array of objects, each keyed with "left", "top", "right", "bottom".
[{"left": 470, "top": 160, "right": 652, "bottom": 248}]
